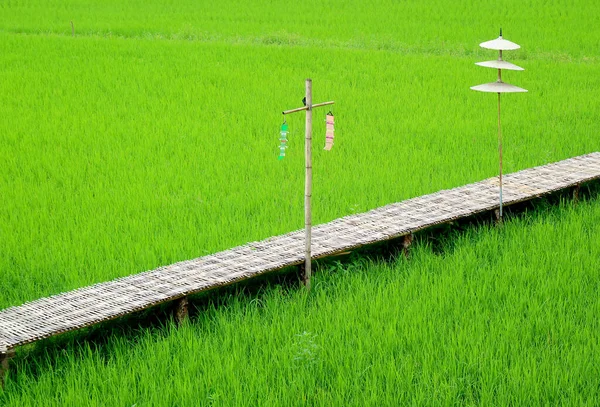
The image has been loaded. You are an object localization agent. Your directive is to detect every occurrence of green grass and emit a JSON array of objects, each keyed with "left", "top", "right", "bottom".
[
  {"left": 2, "top": 0, "right": 600, "bottom": 403},
  {"left": 2, "top": 29, "right": 600, "bottom": 308},
  {"left": 2, "top": 0, "right": 600, "bottom": 59},
  {"left": 2, "top": 199, "right": 600, "bottom": 405}
]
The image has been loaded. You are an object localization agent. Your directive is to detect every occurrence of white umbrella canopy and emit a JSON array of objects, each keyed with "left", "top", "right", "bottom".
[
  {"left": 471, "top": 81, "right": 528, "bottom": 93},
  {"left": 475, "top": 60, "right": 524, "bottom": 71},
  {"left": 479, "top": 36, "right": 521, "bottom": 50}
]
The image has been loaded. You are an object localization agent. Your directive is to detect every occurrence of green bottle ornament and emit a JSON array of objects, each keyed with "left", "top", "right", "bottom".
[{"left": 278, "top": 121, "right": 289, "bottom": 160}]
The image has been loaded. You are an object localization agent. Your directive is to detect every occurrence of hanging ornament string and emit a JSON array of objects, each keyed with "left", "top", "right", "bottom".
[
  {"left": 278, "top": 117, "right": 289, "bottom": 160},
  {"left": 324, "top": 111, "right": 334, "bottom": 151}
]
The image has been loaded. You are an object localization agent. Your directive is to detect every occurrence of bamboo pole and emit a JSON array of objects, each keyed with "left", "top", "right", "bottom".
[
  {"left": 282, "top": 101, "right": 334, "bottom": 115},
  {"left": 281, "top": 81, "right": 334, "bottom": 291},
  {"left": 304, "top": 79, "right": 313, "bottom": 290}
]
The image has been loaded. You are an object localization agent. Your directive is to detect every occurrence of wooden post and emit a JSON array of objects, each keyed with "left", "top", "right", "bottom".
[
  {"left": 402, "top": 233, "right": 413, "bottom": 258},
  {"left": 281, "top": 81, "right": 334, "bottom": 292},
  {"left": 304, "top": 79, "right": 313, "bottom": 290},
  {"left": 175, "top": 296, "right": 189, "bottom": 325},
  {"left": 0, "top": 350, "right": 14, "bottom": 389},
  {"left": 573, "top": 183, "right": 580, "bottom": 205}
]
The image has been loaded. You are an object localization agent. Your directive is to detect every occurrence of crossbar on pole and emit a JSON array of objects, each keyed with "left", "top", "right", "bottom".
[{"left": 282, "top": 101, "right": 334, "bottom": 115}]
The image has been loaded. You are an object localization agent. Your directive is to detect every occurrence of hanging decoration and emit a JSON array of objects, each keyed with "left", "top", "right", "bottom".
[
  {"left": 324, "top": 112, "right": 334, "bottom": 151},
  {"left": 278, "top": 120, "right": 289, "bottom": 160}
]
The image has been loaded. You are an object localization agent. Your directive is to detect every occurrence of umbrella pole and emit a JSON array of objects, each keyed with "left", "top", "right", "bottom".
[
  {"left": 498, "top": 91, "right": 503, "bottom": 222},
  {"left": 496, "top": 52, "right": 504, "bottom": 223}
]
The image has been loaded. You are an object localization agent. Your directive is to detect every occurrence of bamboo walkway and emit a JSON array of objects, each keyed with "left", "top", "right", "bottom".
[{"left": 1, "top": 152, "right": 600, "bottom": 361}]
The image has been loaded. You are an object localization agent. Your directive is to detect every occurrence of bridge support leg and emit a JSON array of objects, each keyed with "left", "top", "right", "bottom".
[
  {"left": 298, "top": 263, "right": 313, "bottom": 288},
  {"left": 0, "top": 350, "right": 15, "bottom": 389},
  {"left": 402, "top": 233, "right": 413, "bottom": 258},
  {"left": 175, "top": 296, "right": 189, "bottom": 325},
  {"left": 298, "top": 263, "right": 306, "bottom": 285},
  {"left": 494, "top": 209, "right": 502, "bottom": 225},
  {"left": 573, "top": 183, "right": 580, "bottom": 205}
]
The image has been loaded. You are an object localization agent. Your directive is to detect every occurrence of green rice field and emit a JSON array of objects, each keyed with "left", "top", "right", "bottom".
[
  {"left": 1, "top": 0, "right": 600, "bottom": 404},
  {"left": 3, "top": 200, "right": 600, "bottom": 405}
]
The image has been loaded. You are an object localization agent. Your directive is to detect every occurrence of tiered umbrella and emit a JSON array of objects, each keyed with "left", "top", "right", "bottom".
[{"left": 471, "top": 29, "right": 527, "bottom": 221}]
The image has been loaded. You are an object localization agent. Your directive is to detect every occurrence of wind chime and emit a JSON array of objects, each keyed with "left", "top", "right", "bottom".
[
  {"left": 324, "top": 112, "right": 335, "bottom": 151},
  {"left": 279, "top": 112, "right": 335, "bottom": 158},
  {"left": 471, "top": 29, "right": 527, "bottom": 222},
  {"left": 280, "top": 79, "right": 335, "bottom": 291},
  {"left": 278, "top": 121, "right": 289, "bottom": 160}
]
